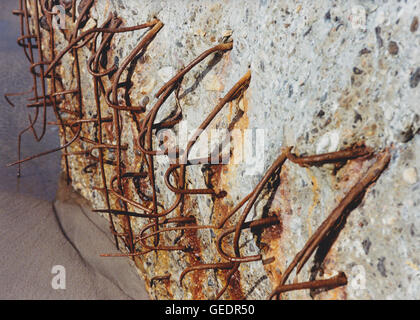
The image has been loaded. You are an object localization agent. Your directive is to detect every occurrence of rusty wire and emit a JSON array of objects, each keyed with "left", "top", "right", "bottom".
[
  {"left": 6, "top": 0, "right": 391, "bottom": 300},
  {"left": 269, "top": 148, "right": 391, "bottom": 300}
]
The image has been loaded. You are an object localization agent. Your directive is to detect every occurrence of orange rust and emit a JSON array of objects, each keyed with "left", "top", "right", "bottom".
[
  {"left": 306, "top": 169, "right": 320, "bottom": 237},
  {"left": 333, "top": 157, "right": 370, "bottom": 191},
  {"left": 260, "top": 219, "right": 285, "bottom": 288},
  {"left": 165, "top": 278, "right": 174, "bottom": 299},
  {"left": 133, "top": 255, "right": 146, "bottom": 274},
  {"left": 260, "top": 165, "right": 292, "bottom": 289},
  {"left": 236, "top": 90, "right": 249, "bottom": 130},
  {"left": 208, "top": 164, "right": 231, "bottom": 226},
  {"left": 311, "top": 246, "right": 348, "bottom": 300},
  {"left": 195, "top": 160, "right": 248, "bottom": 300},
  {"left": 277, "top": 165, "right": 292, "bottom": 216},
  {"left": 182, "top": 195, "right": 206, "bottom": 300},
  {"left": 261, "top": 220, "right": 283, "bottom": 240},
  {"left": 227, "top": 101, "right": 233, "bottom": 123},
  {"left": 227, "top": 268, "right": 244, "bottom": 299},
  {"left": 211, "top": 89, "right": 251, "bottom": 225}
]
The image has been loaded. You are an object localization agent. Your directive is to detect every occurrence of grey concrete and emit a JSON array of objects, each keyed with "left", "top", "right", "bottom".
[{"left": 73, "top": 0, "right": 419, "bottom": 299}]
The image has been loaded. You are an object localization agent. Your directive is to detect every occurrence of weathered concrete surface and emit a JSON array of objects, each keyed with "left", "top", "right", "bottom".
[{"left": 24, "top": 0, "right": 420, "bottom": 299}]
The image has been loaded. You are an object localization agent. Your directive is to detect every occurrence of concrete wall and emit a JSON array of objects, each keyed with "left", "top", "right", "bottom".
[{"left": 27, "top": 0, "right": 420, "bottom": 299}]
